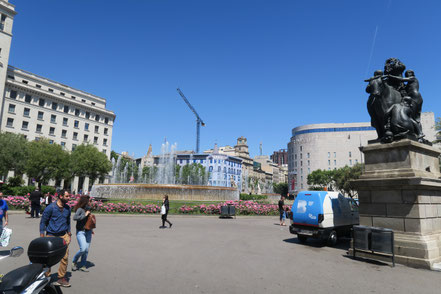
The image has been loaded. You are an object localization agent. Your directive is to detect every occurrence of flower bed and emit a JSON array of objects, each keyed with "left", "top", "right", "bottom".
[{"left": 3, "top": 195, "right": 290, "bottom": 216}]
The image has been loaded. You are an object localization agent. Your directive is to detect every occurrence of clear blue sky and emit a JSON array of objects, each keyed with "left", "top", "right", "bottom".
[{"left": 9, "top": 0, "right": 441, "bottom": 158}]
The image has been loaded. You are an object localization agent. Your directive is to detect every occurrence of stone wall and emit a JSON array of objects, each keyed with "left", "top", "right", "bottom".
[{"left": 90, "top": 184, "right": 239, "bottom": 201}]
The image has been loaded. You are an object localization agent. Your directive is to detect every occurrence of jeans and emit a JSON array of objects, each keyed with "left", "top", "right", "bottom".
[
  {"left": 31, "top": 202, "right": 41, "bottom": 217},
  {"left": 73, "top": 230, "right": 92, "bottom": 268}
]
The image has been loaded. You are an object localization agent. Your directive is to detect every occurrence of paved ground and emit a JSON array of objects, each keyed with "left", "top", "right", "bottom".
[{"left": 1, "top": 212, "right": 441, "bottom": 294}]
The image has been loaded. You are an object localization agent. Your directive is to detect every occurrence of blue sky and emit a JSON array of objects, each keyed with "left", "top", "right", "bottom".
[{"left": 9, "top": 0, "right": 441, "bottom": 158}]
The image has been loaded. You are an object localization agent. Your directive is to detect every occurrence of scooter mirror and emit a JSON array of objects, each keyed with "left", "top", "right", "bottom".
[{"left": 9, "top": 246, "right": 24, "bottom": 257}]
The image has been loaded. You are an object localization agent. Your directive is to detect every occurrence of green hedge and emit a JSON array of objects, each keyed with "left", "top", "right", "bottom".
[
  {"left": 240, "top": 193, "right": 268, "bottom": 201},
  {"left": 0, "top": 185, "right": 56, "bottom": 196}
]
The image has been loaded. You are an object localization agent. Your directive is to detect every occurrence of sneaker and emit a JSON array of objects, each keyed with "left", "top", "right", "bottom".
[
  {"left": 53, "top": 278, "right": 71, "bottom": 287},
  {"left": 79, "top": 266, "right": 89, "bottom": 272},
  {"left": 169, "top": 223, "right": 173, "bottom": 228},
  {"left": 72, "top": 262, "right": 78, "bottom": 271}
]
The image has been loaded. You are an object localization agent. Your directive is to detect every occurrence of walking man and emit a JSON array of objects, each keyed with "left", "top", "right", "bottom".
[
  {"left": 0, "top": 192, "right": 8, "bottom": 232},
  {"left": 30, "top": 187, "right": 43, "bottom": 218},
  {"left": 40, "top": 190, "right": 72, "bottom": 287}
]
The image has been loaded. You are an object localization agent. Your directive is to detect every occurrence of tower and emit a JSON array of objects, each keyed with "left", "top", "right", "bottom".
[{"left": 0, "top": 0, "right": 16, "bottom": 131}]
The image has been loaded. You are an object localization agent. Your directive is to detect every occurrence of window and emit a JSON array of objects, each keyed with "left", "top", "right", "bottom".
[
  {"left": 21, "top": 121, "right": 28, "bottom": 130},
  {"left": 50, "top": 114, "right": 56, "bottom": 123},
  {"left": 60, "top": 92, "right": 65, "bottom": 96},
  {"left": 334, "top": 152, "right": 337, "bottom": 158},
  {"left": 294, "top": 154, "right": 297, "bottom": 160},
  {"left": 349, "top": 151, "right": 352, "bottom": 158},
  {"left": 103, "top": 138, "right": 108, "bottom": 146},
  {"left": 49, "top": 140, "right": 54, "bottom": 144},
  {"left": 8, "top": 104, "right": 15, "bottom": 113},
  {"left": 23, "top": 108, "right": 30, "bottom": 117},
  {"left": 7, "top": 75, "right": 14, "bottom": 80},
  {"left": 349, "top": 159, "right": 352, "bottom": 165},
  {"left": 85, "top": 123, "right": 89, "bottom": 131},
  {"left": 300, "top": 153, "right": 302, "bottom": 159},
  {"left": 10, "top": 90, "right": 17, "bottom": 99},
  {"left": 74, "top": 120, "right": 79, "bottom": 128},
  {"left": 39, "top": 99, "right": 45, "bottom": 107},
  {"left": 61, "top": 130, "right": 67, "bottom": 138},
  {"left": 61, "top": 142, "right": 66, "bottom": 149},
  {"left": 72, "top": 144, "right": 77, "bottom": 151},
  {"left": 48, "top": 88, "right": 54, "bottom": 92},
  {"left": 104, "top": 128, "right": 108, "bottom": 135},
  {"left": 328, "top": 160, "right": 331, "bottom": 165},
  {"left": 82, "top": 99, "right": 86, "bottom": 103},
  {"left": 75, "top": 109, "right": 80, "bottom": 116},
  {"left": 73, "top": 132, "right": 78, "bottom": 140},
  {"left": 25, "top": 94, "right": 32, "bottom": 103},
  {"left": 52, "top": 102, "right": 58, "bottom": 110},
  {"left": 36, "top": 124, "right": 42, "bottom": 133},
  {"left": 94, "top": 137, "right": 98, "bottom": 144},
  {"left": 38, "top": 111, "right": 44, "bottom": 120},
  {"left": 64, "top": 106, "right": 69, "bottom": 113},
  {"left": 71, "top": 96, "right": 76, "bottom": 99},
  {"left": 95, "top": 115, "right": 100, "bottom": 122},
  {"left": 218, "top": 166, "right": 221, "bottom": 172},
  {"left": 307, "top": 160, "right": 310, "bottom": 166},
  {"left": 105, "top": 117, "right": 109, "bottom": 124},
  {"left": 300, "top": 146, "right": 303, "bottom": 151},
  {"left": 328, "top": 152, "right": 331, "bottom": 158},
  {"left": 209, "top": 166, "right": 213, "bottom": 172},
  {"left": 95, "top": 125, "right": 99, "bottom": 133},
  {"left": 102, "top": 149, "right": 106, "bottom": 154},
  {"left": 355, "top": 159, "right": 358, "bottom": 164},
  {"left": 334, "top": 160, "right": 337, "bottom": 165},
  {"left": 85, "top": 112, "right": 90, "bottom": 119},
  {"left": 49, "top": 127, "right": 55, "bottom": 135},
  {"left": 36, "top": 84, "right": 41, "bottom": 88},
  {"left": 22, "top": 80, "right": 28, "bottom": 84},
  {"left": 84, "top": 134, "right": 88, "bottom": 142},
  {"left": 300, "top": 161, "right": 303, "bottom": 166},
  {"left": 307, "top": 153, "right": 310, "bottom": 158},
  {"left": 92, "top": 102, "right": 95, "bottom": 106},
  {"left": 63, "top": 117, "right": 68, "bottom": 126}
]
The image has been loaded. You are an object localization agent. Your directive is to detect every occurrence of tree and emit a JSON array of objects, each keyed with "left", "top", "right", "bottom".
[
  {"left": 333, "top": 164, "right": 363, "bottom": 197},
  {"left": 24, "top": 139, "right": 69, "bottom": 188},
  {"left": 307, "top": 169, "right": 335, "bottom": 190},
  {"left": 273, "top": 182, "right": 288, "bottom": 196},
  {"left": 0, "top": 132, "right": 29, "bottom": 179},
  {"left": 70, "top": 144, "right": 112, "bottom": 187}
]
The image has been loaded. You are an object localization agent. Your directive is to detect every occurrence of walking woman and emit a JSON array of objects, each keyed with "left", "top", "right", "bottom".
[
  {"left": 278, "top": 196, "right": 286, "bottom": 226},
  {"left": 161, "top": 195, "right": 172, "bottom": 228},
  {"left": 72, "top": 195, "right": 92, "bottom": 272}
]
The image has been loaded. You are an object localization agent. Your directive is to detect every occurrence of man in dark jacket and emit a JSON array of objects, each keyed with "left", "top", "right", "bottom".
[{"left": 29, "top": 187, "right": 43, "bottom": 218}]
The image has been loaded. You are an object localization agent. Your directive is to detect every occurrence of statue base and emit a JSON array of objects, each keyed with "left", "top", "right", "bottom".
[{"left": 351, "top": 139, "right": 441, "bottom": 269}]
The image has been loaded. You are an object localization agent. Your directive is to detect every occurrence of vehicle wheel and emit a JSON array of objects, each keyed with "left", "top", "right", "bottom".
[
  {"left": 327, "top": 230, "right": 338, "bottom": 246},
  {"left": 297, "top": 234, "right": 308, "bottom": 243},
  {"left": 40, "top": 285, "right": 61, "bottom": 294}
]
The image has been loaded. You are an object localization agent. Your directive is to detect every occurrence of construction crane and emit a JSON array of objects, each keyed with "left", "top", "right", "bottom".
[{"left": 177, "top": 88, "right": 205, "bottom": 153}]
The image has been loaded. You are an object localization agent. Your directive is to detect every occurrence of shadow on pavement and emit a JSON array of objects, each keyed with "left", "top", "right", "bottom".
[
  {"left": 283, "top": 236, "right": 352, "bottom": 251},
  {"left": 342, "top": 254, "right": 391, "bottom": 267}
]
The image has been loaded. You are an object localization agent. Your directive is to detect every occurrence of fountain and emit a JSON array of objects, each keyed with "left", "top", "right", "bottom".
[{"left": 90, "top": 141, "right": 239, "bottom": 201}]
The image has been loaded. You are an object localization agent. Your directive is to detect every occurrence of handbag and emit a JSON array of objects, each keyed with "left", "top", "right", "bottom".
[
  {"left": 84, "top": 214, "right": 96, "bottom": 230},
  {"left": 0, "top": 227, "right": 12, "bottom": 247},
  {"left": 161, "top": 205, "right": 166, "bottom": 215}
]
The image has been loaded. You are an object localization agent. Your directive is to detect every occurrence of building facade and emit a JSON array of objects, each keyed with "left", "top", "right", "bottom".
[
  {"left": 287, "top": 112, "right": 437, "bottom": 194},
  {"left": 270, "top": 149, "right": 287, "bottom": 166},
  {"left": 0, "top": 1, "right": 115, "bottom": 192}
]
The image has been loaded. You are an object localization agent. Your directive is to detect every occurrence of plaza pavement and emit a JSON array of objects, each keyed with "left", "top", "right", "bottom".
[{"left": 1, "top": 212, "right": 441, "bottom": 294}]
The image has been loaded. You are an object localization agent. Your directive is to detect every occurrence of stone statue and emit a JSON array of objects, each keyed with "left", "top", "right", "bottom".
[{"left": 364, "top": 58, "right": 426, "bottom": 143}]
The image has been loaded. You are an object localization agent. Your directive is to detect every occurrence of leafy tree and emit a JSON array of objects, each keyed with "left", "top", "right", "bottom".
[
  {"left": 307, "top": 169, "right": 335, "bottom": 190},
  {"left": 0, "top": 132, "right": 29, "bottom": 179},
  {"left": 70, "top": 144, "right": 112, "bottom": 187},
  {"left": 333, "top": 164, "right": 363, "bottom": 197},
  {"left": 24, "top": 139, "right": 69, "bottom": 188},
  {"left": 142, "top": 166, "right": 158, "bottom": 183},
  {"left": 273, "top": 182, "right": 288, "bottom": 196}
]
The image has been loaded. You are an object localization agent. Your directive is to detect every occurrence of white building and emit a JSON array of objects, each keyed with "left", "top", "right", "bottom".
[
  {"left": 287, "top": 112, "right": 437, "bottom": 193},
  {"left": 0, "top": 1, "right": 115, "bottom": 192}
]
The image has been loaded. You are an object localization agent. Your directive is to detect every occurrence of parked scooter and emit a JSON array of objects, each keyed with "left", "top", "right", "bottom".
[{"left": 0, "top": 237, "right": 67, "bottom": 294}]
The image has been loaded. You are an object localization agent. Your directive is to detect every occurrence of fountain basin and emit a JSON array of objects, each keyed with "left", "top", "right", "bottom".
[{"left": 90, "top": 184, "right": 239, "bottom": 201}]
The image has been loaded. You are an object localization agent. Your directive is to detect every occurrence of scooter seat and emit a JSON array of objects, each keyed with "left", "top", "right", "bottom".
[{"left": 0, "top": 263, "right": 44, "bottom": 293}]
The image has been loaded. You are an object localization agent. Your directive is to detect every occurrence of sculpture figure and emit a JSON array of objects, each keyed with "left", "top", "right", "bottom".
[{"left": 364, "top": 58, "right": 426, "bottom": 143}]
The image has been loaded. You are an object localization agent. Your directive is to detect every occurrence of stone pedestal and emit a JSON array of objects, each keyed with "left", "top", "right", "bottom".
[{"left": 352, "top": 139, "right": 441, "bottom": 269}]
